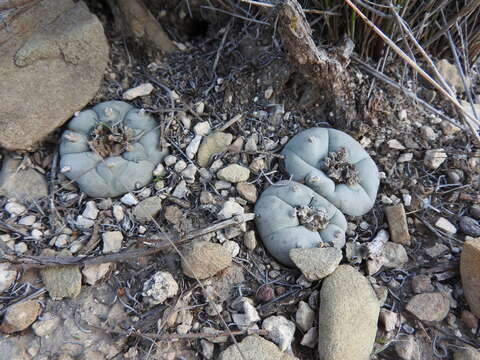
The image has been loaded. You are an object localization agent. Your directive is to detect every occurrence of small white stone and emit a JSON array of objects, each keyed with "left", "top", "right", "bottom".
[
  {"left": 55, "top": 234, "right": 69, "bottom": 248},
  {"left": 102, "top": 231, "right": 123, "bottom": 254},
  {"left": 174, "top": 160, "right": 187, "bottom": 172},
  {"left": 200, "top": 340, "right": 214, "bottom": 359},
  {"left": 403, "top": 194, "right": 412, "bottom": 206},
  {"left": 113, "top": 205, "right": 125, "bottom": 222},
  {"left": 15, "top": 242, "right": 28, "bottom": 253},
  {"left": 181, "top": 164, "right": 197, "bottom": 184},
  {"left": 142, "top": 271, "right": 179, "bottom": 306},
  {"left": 380, "top": 309, "right": 398, "bottom": 332},
  {"left": 398, "top": 153, "right": 413, "bottom": 162},
  {"left": 138, "top": 188, "right": 152, "bottom": 199},
  {"left": 398, "top": 109, "right": 408, "bottom": 121},
  {"left": 244, "top": 231, "right": 257, "bottom": 250},
  {"left": 153, "top": 163, "right": 167, "bottom": 177},
  {"left": 223, "top": 241, "right": 240, "bottom": 257},
  {"left": 193, "top": 121, "right": 211, "bottom": 136},
  {"left": 178, "top": 112, "right": 191, "bottom": 129},
  {"left": 186, "top": 134, "right": 202, "bottom": 159},
  {"left": 31, "top": 229, "right": 42, "bottom": 240},
  {"left": 300, "top": 327, "right": 318, "bottom": 348},
  {"left": 120, "top": 193, "right": 138, "bottom": 206},
  {"left": 18, "top": 215, "right": 36, "bottom": 226},
  {"left": 82, "top": 263, "right": 113, "bottom": 286},
  {"left": 122, "top": 83, "right": 154, "bottom": 100},
  {"left": 172, "top": 180, "right": 189, "bottom": 198},
  {"left": 217, "top": 200, "right": 244, "bottom": 220},
  {"left": 5, "top": 202, "right": 26, "bottom": 216},
  {"left": 424, "top": 149, "right": 447, "bottom": 170},
  {"left": 74, "top": 216, "right": 93, "bottom": 229},
  {"left": 82, "top": 201, "right": 99, "bottom": 220},
  {"left": 296, "top": 301, "right": 315, "bottom": 332},
  {"left": 69, "top": 240, "right": 84, "bottom": 254},
  {"left": 195, "top": 102, "right": 205, "bottom": 115},
  {"left": 210, "top": 159, "right": 224, "bottom": 173},
  {"left": 138, "top": 225, "right": 147, "bottom": 234},
  {"left": 0, "top": 263, "right": 17, "bottom": 293},
  {"left": 387, "top": 139, "right": 406, "bottom": 150},
  {"left": 214, "top": 180, "right": 231, "bottom": 190},
  {"left": 232, "top": 298, "right": 260, "bottom": 331},
  {"left": 262, "top": 315, "right": 296, "bottom": 351},
  {"left": 264, "top": 86, "right": 273, "bottom": 99},
  {"left": 435, "top": 217, "right": 457, "bottom": 235},
  {"left": 164, "top": 155, "right": 178, "bottom": 166}
]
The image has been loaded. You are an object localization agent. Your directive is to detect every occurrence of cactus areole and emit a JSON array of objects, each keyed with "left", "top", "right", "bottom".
[{"left": 59, "top": 101, "right": 168, "bottom": 198}]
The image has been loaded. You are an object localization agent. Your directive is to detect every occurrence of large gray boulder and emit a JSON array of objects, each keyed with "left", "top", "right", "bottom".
[
  {"left": 318, "top": 265, "right": 380, "bottom": 360},
  {"left": 0, "top": 0, "right": 109, "bottom": 150}
]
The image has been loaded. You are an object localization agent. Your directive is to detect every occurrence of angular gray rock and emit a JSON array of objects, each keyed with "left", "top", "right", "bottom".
[
  {"left": 218, "top": 335, "right": 298, "bottom": 360},
  {"left": 217, "top": 164, "right": 250, "bottom": 183},
  {"left": 197, "top": 132, "right": 233, "bottom": 167},
  {"left": 132, "top": 197, "right": 163, "bottom": 221},
  {"left": 405, "top": 293, "right": 450, "bottom": 322},
  {"left": 0, "top": 300, "right": 42, "bottom": 333},
  {"left": 454, "top": 346, "right": 480, "bottom": 360},
  {"left": 40, "top": 249, "right": 82, "bottom": 299},
  {"left": 0, "top": 0, "right": 109, "bottom": 150},
  {"left": 0, "top": 156, "right": 48, "bottom": 202},
  {"left": 181, "top": 241, "right": 232, "bottom": 280},
  {"left": 289, "top": 247, "right": 342, "bottom": 281},
  {"left": 318, "top": 265, "right": 380, "bottom": 360}
]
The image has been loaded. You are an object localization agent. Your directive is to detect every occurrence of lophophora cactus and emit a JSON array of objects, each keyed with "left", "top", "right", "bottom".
[
  {"left": 255, "top": 127, "right": 379, "bottom": 266},
  {"left": 59, "top": 101, "right": 167, "bottom": 198},
  {"left": 282, "top": 127, "right": 379, "bottom": 216},
  {"left": 255, "top": 181, "right": 348, "bottom": 267}
]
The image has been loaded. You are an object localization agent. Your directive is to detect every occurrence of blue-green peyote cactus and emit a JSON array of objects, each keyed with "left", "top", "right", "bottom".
[
  {"left": 282, "top": 127, "right": 379, "bottom": 216},
  {"left": 255, "top": 181, "right": 348, "bottom": 267},
  {"left": 59, "top": 101, "right": 167, "bottom": 198}
]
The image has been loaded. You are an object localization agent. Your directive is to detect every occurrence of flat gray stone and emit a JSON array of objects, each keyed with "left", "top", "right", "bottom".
[
  {"left": 289, "top": 247, "right": 342, "bottom": 281},
  {"left": 217, "top": 164, "right": 250, "bottom": 183},
  {"left": 218, "top": 335, "right": 298, "bottom": 360},
  {"left": 40, "top": 249, "right": 82, "bottom": 299},
  {"left": 0, "top": 156, "right": 48, "bottom": 202},
  {"left": 318, "top": 265, "right": 380, "bottom": 360},
  {"left": 405, "top": 293, "right": 450, "bottom": 322},
  {"left": 181, "top": 241, "right": 232, "bottom": 280},
  {"left": 197, "top": 132, "right": 233, "bottom": 167},
  {"left": 132, "top": 196, "right": 162, "bottom": 221}
]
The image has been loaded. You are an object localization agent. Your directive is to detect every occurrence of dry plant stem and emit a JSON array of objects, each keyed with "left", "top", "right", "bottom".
[
  {"left": 276, "top": 0, "right": 357, "bottom": 128},
  {"left": 352, "top": 55, "right": 464, "bottom": 130},
  {"left": 344, "top": 0, "right": 480, "bottom": 143},
  {"left": 105, "top": 327, "right": 269, "bottom": 342},
  {"left": 0, "top": 0, "right": 36, "bottom": 10},
  {"left": 1, "top": 213, "right": 255, "bottom": 268},
  {"left": 111, "top": 0, "right": 176, "bottom": 54}
]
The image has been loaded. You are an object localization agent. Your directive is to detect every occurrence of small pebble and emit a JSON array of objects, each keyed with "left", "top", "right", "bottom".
[
  {"left": 120, "top": 193, "right": 138, "bottom": 206},
  {"left": 122, "top": 83, "right": 154, "bottom": 100},
  {"left": 194, "top": 121, "right": 211, "bottom": 136},
  {"left": 5, "top": 202, "right": 26, "bottom": 216}
]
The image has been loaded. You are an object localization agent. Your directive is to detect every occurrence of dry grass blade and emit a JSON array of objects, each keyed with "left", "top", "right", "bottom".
[{"left": 344, "top": 0, "right": 480, "bottom": 143}]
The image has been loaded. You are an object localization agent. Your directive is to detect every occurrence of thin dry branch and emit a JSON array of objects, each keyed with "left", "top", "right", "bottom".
[
  {"left": 344, "top": 0, "right": 480, "bottom": 143},
  {"left": 1, "top": 213, "right": 255, "bottom": 268}
]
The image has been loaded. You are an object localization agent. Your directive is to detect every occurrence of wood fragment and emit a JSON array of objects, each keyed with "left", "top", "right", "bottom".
[
  {"left": 108, "top": 0, "right": 176, "bottom": 54},
  {"left": 276, "top": 0, "right": 357, "bottom": 128},
  {"left": 1, "top": 213, "right": 255, "bottom": 268}
]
